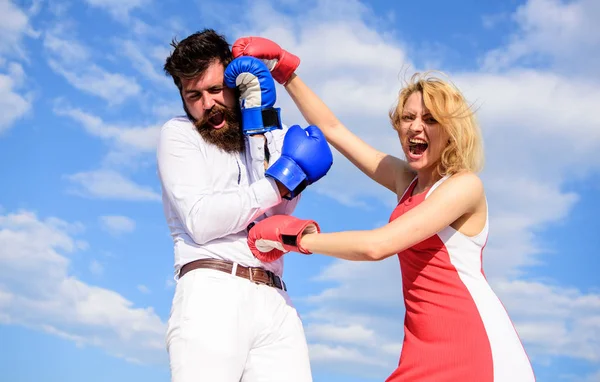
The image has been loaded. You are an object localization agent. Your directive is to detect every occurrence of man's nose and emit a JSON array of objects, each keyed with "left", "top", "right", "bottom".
[{"left": 202, "top": 94, "right": 216, "bottom": 110}]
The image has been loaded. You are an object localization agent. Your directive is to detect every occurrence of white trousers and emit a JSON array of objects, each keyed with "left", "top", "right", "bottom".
[{"left": 166, "top": 268, "right": 313, "bottom": 382}]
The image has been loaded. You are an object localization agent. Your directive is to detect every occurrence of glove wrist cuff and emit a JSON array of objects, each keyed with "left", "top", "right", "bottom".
[
  {"left": 266, "top": 156, "right": 306, "bottom": 192},
  {"left": 274, "top": 51, "right": 300, "bottom": 85},
  {"left": 242, "top": 107, "right": 282, "bottom": 135},
  {"left": 281, "top": 220, "right": 320, "bottom": 254}
]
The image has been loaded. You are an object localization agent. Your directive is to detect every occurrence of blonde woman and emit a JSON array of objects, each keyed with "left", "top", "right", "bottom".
[{"left": 235, "top": 37, "right": 536, "bottom": 381}]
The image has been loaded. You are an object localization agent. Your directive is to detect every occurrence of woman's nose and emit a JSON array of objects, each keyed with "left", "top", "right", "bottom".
[{"left": 409, "top": 118, "right": 424, "bottom": 133}]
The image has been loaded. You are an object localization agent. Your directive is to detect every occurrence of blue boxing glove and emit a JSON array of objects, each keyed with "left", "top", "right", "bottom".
[
  {"left": 224, "top": 56, "right": 282, "bottom": 135},
  {"left": 266, "top": 124, "right": 333, "bottom": 198}
]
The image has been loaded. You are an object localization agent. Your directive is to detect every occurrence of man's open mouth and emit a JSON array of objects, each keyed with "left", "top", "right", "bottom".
[{"left": 208, "top": 111, "right": 225, "bottom": 128}]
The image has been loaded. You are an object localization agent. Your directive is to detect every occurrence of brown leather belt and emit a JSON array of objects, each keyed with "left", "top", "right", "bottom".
[{"left": 179, "top": 258, "right": 287, "bottom": 291}]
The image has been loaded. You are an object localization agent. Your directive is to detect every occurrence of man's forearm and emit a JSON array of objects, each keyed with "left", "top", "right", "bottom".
[
  {"left": 169, "top": 177, "right": 284, "bottom": 245},
  {"left": 275, "top": 180, "right": 290, "bottom": 198}
]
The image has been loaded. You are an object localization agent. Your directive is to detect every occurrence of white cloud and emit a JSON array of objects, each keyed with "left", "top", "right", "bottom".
[
  {"left": 448, "top": 69, "right": 600, "bottom": 277},
  {"left": 0, "top": 0, "right": 37, "bottom": 58},
  {"left": 0, "top": 62, "right": 31, "bottom": 133},
  {"left": 54, "top": 104, "right": 161, "bottom": 172},
  {"left": 89, "top": 259, "right": 104, "bottom": 276},
  {"left": 151, "top": 100, "right": 183, "bottom": 121},
  {"left": 482, "top": 0, "right": 600, "bottom": 75},
  {"left": 454, "top": 70, "right": 600, "bottom": 172},
  {"left": 47, "top": 0, "right": 70, "bottom": 17},
  {"left": 54, "top": 105, "right": 160, "bottom": 153},
  {"left": 583, "top": 370, "right": 600, "bottom": 382},
  {"left": 65, "top": 170, "right": 161, "bottom": 201},
  {"left": 43, "top": 31, "right": 91, "bottom": 63},
  {"left": 308, "top": 343, "right": 390, "bottom": 377},
  {"left": 481, "top": 12, "right": 510, "bottom": 29},
  {"left": 100, "top": 215, "right": 136, "bottom": 235},
  {"left": 53, "top": 105, "right": 161, "bottom": 202},
  {"left": 150, "top": 44, "right": 172, "bottom": 65},
  {"left": 493, "top": 280, "right": 600, "bottom": 363},
  {"left": 480, "top": 177, "right": 579, "bottom": 279},
  {"left": 306, "top": 323, "right": 376, "bottom": 345},
  {"left": 137, "top": 285, "right": 150, "bottom": 294},
  {"left": 84, "top": 0, "right": 147, "bottom": 21},
  {"left": 298, "top": 258, "right": 406, "bottom": 378},
  {"left": 48, "top": 59, "right": 141, "bottom": 105},
  {"left": 308, "top": 258, "right": 403, "bottom": 308},
  {"left": 0, "top": 210, "right": 166, "bottom": 364},
  {"left": 118, "top": 40, "right": 171, "bottom": 87},
  {"left": 44, "top": 30, "right": 141, "bottom": 105}
]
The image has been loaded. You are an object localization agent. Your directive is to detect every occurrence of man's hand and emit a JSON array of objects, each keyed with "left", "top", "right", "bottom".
[
  {"left": 224, "top": 56, "right": 282, "bottom": 135},
  {"left": 248, "top": 215, "right": 319, "bottom": 262},
  {"left": 232, "top": 37, "right": 300, "bottom": 85}
]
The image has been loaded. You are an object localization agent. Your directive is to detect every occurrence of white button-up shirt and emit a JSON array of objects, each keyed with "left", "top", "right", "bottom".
[{"left": 157, "top": 116, "right": 299, "bottom": 279}]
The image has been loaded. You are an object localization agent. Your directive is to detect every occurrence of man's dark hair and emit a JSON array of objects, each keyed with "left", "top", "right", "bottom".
[{"left": 164, "top": 29, "right": 233, "bottom": 90}]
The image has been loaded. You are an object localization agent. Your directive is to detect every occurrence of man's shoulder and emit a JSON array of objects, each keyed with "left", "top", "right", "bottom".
[
  {"left": 161, "top": 115, "right": 194, "bottom": 131},
  {"left": 157, "top": 115, "right": 204, "bottom": 152},
  {"left": 160, "top": 115, "right": 199, "bottom": 140}
]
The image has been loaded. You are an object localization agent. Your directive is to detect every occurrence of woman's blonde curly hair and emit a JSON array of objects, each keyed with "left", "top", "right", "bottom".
[{"left": 389, "top": 71, "right": 484, "bottom": 176}]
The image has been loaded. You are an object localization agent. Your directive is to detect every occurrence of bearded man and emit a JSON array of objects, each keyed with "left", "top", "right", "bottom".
[{"left": 157, "top": 29, "right": 332, "bottom": 382}]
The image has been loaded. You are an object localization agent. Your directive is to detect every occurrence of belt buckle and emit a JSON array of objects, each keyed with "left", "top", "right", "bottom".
[{"left": 248, "top": 267, "right": 256, "bottom": 284}]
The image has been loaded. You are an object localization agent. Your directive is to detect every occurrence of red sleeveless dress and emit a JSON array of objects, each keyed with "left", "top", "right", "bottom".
[{"left": 385, "top": 177, "right": 534, "bottom": 381}]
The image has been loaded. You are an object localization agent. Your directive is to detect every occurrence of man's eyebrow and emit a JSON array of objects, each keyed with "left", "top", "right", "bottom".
[{"left": 184, "top": 84, "right": 223, "bottom": 94}]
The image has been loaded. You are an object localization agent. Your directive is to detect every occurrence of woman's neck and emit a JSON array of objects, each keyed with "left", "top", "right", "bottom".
[{"left": 413, "top": 169, "right": 442, "bottom": 195}]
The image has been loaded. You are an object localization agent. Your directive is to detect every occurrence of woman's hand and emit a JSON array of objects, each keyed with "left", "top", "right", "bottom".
[
  {"left": 232, "top": 37, "right": 300, "bottom": 85},
  {"left": 247, "top": 215, "right": 320, "bottom": 262}
]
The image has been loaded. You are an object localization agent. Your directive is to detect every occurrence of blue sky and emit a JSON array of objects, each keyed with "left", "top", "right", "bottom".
[{"left": 1, "top": 0, "right": 599, "bottom": 381}]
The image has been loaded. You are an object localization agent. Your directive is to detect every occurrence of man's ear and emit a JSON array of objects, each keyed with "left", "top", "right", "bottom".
[{"left": 180, "top": 92, "right": 196, "bottom": 123}]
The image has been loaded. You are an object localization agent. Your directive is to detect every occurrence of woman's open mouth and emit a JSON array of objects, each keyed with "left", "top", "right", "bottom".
[{"left": 408, "top": 138, "right": 428, "bottom": 159}]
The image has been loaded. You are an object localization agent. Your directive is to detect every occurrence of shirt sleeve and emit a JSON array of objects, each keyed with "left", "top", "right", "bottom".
[{"left": 157, "top": 119, "right": 282, "bottom": 245}]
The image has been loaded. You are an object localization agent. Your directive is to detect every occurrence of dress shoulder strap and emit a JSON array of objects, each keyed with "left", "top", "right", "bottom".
[
  {"left": 425, "top": 175, "right": 451, "bottom": 198},
  {"left": 398, "top": 176, "right": 418, "bottom": 203}
]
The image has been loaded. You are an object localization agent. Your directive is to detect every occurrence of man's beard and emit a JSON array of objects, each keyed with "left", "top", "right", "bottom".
[{"left": 194, "top": 105, "right": 244, "bottom": 154}]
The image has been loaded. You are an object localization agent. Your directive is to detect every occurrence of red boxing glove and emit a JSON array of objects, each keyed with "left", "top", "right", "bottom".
[
  {"left": 247, "top": 215, "right": 319, "bottom": 262},
  {"left": 232, "top": 37, "right": 300, "bottom": 85}
]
